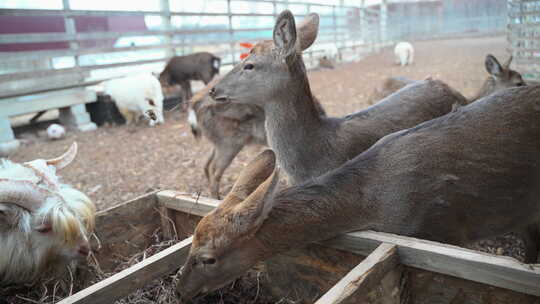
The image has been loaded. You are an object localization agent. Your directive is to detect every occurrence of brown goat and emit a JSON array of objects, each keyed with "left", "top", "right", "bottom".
[
  {"left": 177, "top": 83, "right": 540, "bottom": 302},
  {"left": 160, "top": 52, "right": 221, "bottom": 102},
  {"left": 189, "top": 78, "right": 326, "bottom": 199}
]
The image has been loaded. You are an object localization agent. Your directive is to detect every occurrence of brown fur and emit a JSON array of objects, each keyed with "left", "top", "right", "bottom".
[
  {"left": 190, "top": 77, "right": 326, "bottom": 198},
  {"left": 177, "top": 84, "right": 540, "bottom": 301},
  {"left": 211, "top": 11, "right": 468, "bottom": 185}
]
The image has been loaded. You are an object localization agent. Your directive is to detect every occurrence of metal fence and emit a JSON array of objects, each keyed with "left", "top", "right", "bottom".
[
  {"left": 0, "top": 0, "right": 509, "bottom": 100},
  {"left": 508, "top": 0, "right": 540, "bottom": 82}
]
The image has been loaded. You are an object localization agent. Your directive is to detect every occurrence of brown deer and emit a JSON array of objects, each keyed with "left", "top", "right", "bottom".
[
  {"left": 176, "top": 84, "right": 540, "bottom": 302},
  {"left": 189, "top": 78, "right": 326, "bottom": 199},
  {"left": 210, "top": 11, "right": 468, "bottom": 185},
  {"left": 368, "top": 55, "right": 525, "bottom": 106}
]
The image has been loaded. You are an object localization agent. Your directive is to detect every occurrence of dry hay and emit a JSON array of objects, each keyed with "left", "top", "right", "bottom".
[{"left": 0, "top": 228, "right": 293, "bottom": 304}]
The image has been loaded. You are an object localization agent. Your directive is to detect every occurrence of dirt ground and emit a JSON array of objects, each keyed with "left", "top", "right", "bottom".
[{"left": 9, "top": 35, "right": 510, "bottom": 211}]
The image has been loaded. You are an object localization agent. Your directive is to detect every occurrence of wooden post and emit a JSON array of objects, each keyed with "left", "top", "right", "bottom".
[{"left": 0, "top": 117, "right": 19, "bottom": 156}]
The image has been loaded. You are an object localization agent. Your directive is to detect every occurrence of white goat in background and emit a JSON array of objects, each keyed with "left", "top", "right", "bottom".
[
  {"left": 0, "top": 143, "right": 96, "bottom": 285},
  {"left": 102, "top": 73, "right": 165, "bottom": 126},
  {"left": 394, "top": 41, "right": 414, "bottom": 66}
]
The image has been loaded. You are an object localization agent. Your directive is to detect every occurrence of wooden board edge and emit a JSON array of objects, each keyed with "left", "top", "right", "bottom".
[
  {"left": 314, "top": 243, "right": 399, "bottom": 304},
  {"left": 58, "top": 237, "right": 193, "bottom": 304},
  {"left": 157, "top": 190, "right": 220, "bottom": 217}
]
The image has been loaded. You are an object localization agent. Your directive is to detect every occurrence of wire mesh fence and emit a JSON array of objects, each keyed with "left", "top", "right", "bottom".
[{"left": 508, "top": 0, "right": 540, "bottom": 82}]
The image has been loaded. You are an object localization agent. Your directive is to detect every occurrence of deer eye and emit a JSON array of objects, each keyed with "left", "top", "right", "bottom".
[
  {"left": 202, "top": 257, "right": 216, "bottom": 265},
  {"left": 36, "top": 224, "right": 52, "bottom": 233},
  {"left": 244, "top": 63, "right": 254, "bottom": 70}
]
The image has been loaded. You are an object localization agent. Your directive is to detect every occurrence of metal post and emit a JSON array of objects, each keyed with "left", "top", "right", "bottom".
[
  {"left": 62, "top": 0, "right": 79, "bottom": 68},
  {"left": 379, "top": 0, "right": 387, "bottom": 48},
  {"left": 161, "top": 0, "right": 174, "bottom": 59},
  {"left": 227, "top": 0, "right": 236, "bottom": 65}
]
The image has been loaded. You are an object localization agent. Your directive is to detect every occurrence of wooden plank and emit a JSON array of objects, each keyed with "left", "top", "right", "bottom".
[
  {"left": 314, "top": 243, "right": 399, "bottom": 304},
  {"left": 58, "top": 236, "right": 192, "bottom": 304},
  {"left": 157, "top": 190, "right": 220, "bottom": 217},
  {"left": 164, "top": 193, "right": 540, "bottom": 297},
  {"left": 0, "top": 88, "right": 96, "bottom": 117},
  {"left": 323, "top": 231, "right": 540, "bottom": 297},
  {"left": 90, "top": 191, "right": 162, "bottom": 272}
]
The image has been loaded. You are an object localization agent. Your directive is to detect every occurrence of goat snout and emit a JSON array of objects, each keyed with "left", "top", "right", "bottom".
[{"left": 78, "top": 244, "right": 90, "bottom": 257}]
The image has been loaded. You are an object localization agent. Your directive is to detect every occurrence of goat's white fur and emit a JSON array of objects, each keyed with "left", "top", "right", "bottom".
[
  {"left": 394, "top": 41, "right": 414, "bottom": 66},
  {"left": 0, "top": 154, "right": 95, "bottom": 285},
  {"left": 103, "top": 73, "right": 165, "bottom": 126}
]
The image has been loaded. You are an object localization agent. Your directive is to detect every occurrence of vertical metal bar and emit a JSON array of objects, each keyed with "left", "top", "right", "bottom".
[
  {"left": 62, "top": 0, "right": 79, "bottom": 69},
  {"left": 379, "top": 0, "right": 387, "bottom": 48},
  {"left": 227, "top": 0, "right": 236, "bottom": 65},
  {"left": 161, "top": 0, "right": 174, "bottom": 59},
  {"left": 333, "top": 5, "right": 338, "bottom": 60}
]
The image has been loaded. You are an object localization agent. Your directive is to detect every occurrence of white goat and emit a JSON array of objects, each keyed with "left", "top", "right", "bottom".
[
  {"left": 394, "top": 41, "right": 414, "bottom": 66},
  {"left": 102, "top": 73, "right": 165, "bottom": 126},
  {"left": 0, "top": 143, "right": 96, "bottom": 285},
  {"left": 46, "top": 123, "right": 66, "bottom": 140}
]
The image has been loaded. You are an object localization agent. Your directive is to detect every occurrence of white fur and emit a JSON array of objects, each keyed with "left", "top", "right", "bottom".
[
  {"left": 46, "top": 123, "right": 66, "bottom": 140},
  {"left": 103, "top": 73, "right": 165, "bottom": 126},
  {"left": 394, "top": 41, "right": 414, "bottom": 66},
  {"left": 188, "top": 108, "right": 198, "bottom": 130},
  {"left": 0, "top": 158, "right": 95, "bottom": 285}
]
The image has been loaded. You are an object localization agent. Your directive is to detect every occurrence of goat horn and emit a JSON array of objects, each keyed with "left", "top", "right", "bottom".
[
  {"left": 0, "top": 179, "right": 47, "bottom": 212},
  {"left": 45, "top": 142, "right": 78, "bottom": 170}
]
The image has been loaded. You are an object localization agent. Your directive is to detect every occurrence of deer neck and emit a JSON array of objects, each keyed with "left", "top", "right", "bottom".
[
  {"left": 471, "top": 77, "right": 495, "bottom": 102},
  {"left": 263, "top": 64, "right": 325, "bottom": 182},
  {"left": 253, "top": 165, "right": 378, "bottom": 256}
]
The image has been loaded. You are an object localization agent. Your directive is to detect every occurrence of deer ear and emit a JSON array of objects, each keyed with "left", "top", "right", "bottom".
[
  {"left": 485, "top": 54, "right": 503, "bottom": 77},
  {"left": 297, "top": 13, "right": 319, "bottom": 51},
  {"left": 273, "top": 10, "right": 297, "bottom": 59},
  {"left": 503, "top": 55, "right": 513, "bottom": 69},
  {"left": 231, "top": 158, "right": 280, "bottom": 236},
  {"left": 220, "top": 150, "right": 277, "bottom": 209}
]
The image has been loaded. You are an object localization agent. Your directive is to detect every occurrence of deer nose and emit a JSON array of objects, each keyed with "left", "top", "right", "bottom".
[
  {"left": 78, "top": 244, "right": 90, "bottom": 257},
  {"left": 209, "top": 88, "right": 216, "bottom": 98}
]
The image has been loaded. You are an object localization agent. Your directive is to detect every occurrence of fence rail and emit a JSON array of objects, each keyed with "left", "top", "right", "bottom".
[{"left": 0, "top": 0, "right": 509, "bottom": 100}]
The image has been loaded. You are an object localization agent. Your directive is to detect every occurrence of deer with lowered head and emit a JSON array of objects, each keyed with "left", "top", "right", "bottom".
[
  {"left": 210, "top": 10, "right": 468, "bottom": 185},
  {"left": 368, "top": 54, "right": 526, "bottom": 106},
  {"left": 176, "top": 83, "right": 540, "bottom": 302}
]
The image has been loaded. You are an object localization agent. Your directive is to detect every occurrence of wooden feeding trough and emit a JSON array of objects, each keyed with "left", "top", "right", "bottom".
[{"left": 57, "top": 190, "right": 540, "bottom": 304}]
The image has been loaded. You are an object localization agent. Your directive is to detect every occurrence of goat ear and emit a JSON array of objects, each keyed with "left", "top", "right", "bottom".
[
  {"left": 273, "top": 10, "right": 297, "bottom": 60},
  {"left": 0, "top": 205, "right": 16, "bottom": 231},
  {"left": 45, "top": 142, "right": 78, "bottom": 170},
  {"left": 503, "top": 55, "right": 513, "bottom": 69},
  {"left": 231, "top": 159, "right": 279, "bottom": 235},
  {"left": 485, "top": 54, "right": 503, "bottom": 77},
  {"left": 220, "top": 150, "right": 277, "bottom": 209},
  {"left": 297, "top": 13, "right": 319, "bottom": 51}
]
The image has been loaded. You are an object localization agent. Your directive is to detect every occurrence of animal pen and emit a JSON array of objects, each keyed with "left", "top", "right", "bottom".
[{"left": 2, "top": 0, "right": 540, "bottom": 303}]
